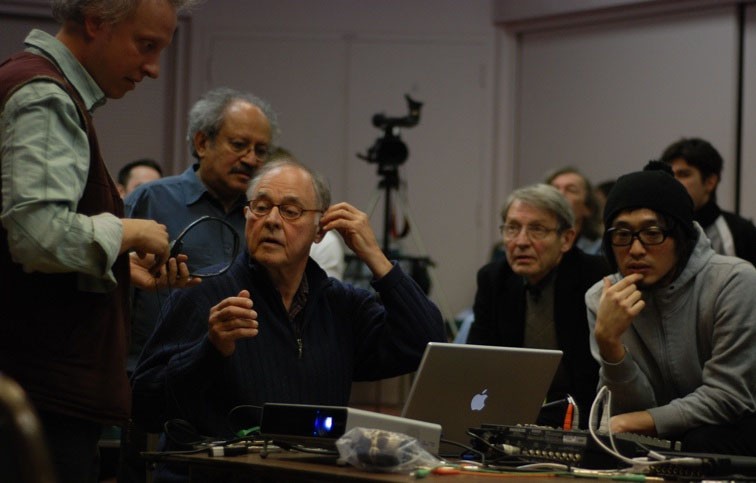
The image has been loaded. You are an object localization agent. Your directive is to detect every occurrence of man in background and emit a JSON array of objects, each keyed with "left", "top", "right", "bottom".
[
  {"left": 0, "top": 0, "right": 196, "bottom": 481},
  {"left": 660, "top": 137, "right": 756, "bottom": 265},
  {"left": 119, "top": 87, "right": 274, "bottom": 482},
  {"left": 117, "top": 158, "right": 163, "bottom": 197},
  {"left": 468, "top": 184, "right": 609, "bottom": 424},
  {"left": 124, "top": 86, "right": 276, "bottom": 373},
  {"left": 587, "top": 162, "right": 756, "bottom": 454},
  {"left": 547, "top": 167, "right": 603, "bottom": 255}
]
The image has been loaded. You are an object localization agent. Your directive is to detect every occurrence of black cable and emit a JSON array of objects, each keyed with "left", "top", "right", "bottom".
[
  {"left": 138, "top": 216, "right": 241, "bottom": 434},
  {"left": 169, "top": 216, "right": 240, "bottom": 278},
  {"left": 464, "top": 430, "right": 566, "bottom": 469},
  {"left": 272, "top": 440, "right": 339, "bottom": 456},
  {"left": 440, "top": 436, "right": 486, "bottom": 466}
]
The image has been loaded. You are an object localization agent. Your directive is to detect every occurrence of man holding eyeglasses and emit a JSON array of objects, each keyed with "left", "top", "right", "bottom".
[
  {"left": 587, "top": 161, "right": 756, "bottom": 455},
  {"left": 130, "top": 159, "right": 444, "bottom": 481},
  {"left": 468, "top": 184, "right": 609, "bottom": 426}
]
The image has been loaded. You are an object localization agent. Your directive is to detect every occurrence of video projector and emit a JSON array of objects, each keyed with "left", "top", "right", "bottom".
[{"left": 259, "top": 402, "right": 441, "bottom": 454}]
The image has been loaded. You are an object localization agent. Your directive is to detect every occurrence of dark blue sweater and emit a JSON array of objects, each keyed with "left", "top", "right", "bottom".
[{"left": 131, "top": 251, "right": 445, "bottom": 438}]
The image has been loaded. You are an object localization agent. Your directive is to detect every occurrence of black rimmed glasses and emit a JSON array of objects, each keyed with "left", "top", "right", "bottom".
[
  {"left": 500, "top": 223, "right": 559, "bottom": 242},
  {"left": 248, "top": 199, "right": 323, "bottom": 221},
  {"left": 606, "top": 226, "right": 670, "bottom": 247}
]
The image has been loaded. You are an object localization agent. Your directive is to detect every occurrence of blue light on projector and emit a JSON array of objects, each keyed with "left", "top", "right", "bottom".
[{"left": 313, "top": 413, "right": 334, "bottom": 437}]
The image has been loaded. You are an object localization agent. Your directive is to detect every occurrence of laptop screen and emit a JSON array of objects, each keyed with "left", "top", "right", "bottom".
[{"left": 401, "top": 342, "right": 562, "bottom": 454}]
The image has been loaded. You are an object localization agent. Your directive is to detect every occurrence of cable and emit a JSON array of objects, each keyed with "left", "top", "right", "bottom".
[
  {"left": 465, "top": 430, "right": 573, "bottom": 471},
  {"left": 271, "top": 440, "right": 339, "bottom": 456},
  {"left": 587, "top": 387, "right": 706, "bottom": 471},
  {"left": 141, "top": 447, "right": 208, "bottom": 457},
  {"left": 465, "top": 431, "right": 516, "bottom": 460},
  {"left": 168, "top": 216, "right": 240, "bottom": 278},
  {"left": 442, "top": 436, "right": 487, "bottom": 463}
]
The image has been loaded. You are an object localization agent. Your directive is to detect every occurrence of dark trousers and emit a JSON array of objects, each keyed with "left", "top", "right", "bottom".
[
  {"left": 681, "top": 413, "right": 756, "bottom": 456},
  {"left": 37, "top": 410, "right": 102, "bottom": 483}
]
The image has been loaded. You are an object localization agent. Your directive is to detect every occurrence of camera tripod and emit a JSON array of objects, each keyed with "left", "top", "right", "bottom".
[
  {"left": 351, "top": 94, "right": 456, "bottom": 338},
  {"left": 363, "top": 165, "right": 457, "bottom": 339}
]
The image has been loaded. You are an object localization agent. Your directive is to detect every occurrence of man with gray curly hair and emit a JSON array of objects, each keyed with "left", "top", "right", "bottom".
[
  {"left": 125, "top": 87, "right": 277, "bottom": 374},
  {"left": 0, "top": 0, "right": 197, "bottom": 482}
]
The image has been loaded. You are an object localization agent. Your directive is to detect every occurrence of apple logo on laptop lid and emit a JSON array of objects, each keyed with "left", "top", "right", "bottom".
[{"left": 470, "top": 389, "right": 488, "bottom": 411}]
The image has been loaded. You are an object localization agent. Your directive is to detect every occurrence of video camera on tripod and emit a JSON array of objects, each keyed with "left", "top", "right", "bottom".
[
  {"left": 348, "top": 95, "right": 457, "bottom": 338},
  {"left": 357, "top": 95, "right": 423, "bottom": 176},
  {"left": 349, "top": 95, "right": 433, "bottom": 294}
]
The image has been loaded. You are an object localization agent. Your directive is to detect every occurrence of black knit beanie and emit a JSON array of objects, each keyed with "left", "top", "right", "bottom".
[{"left": 603, "top": 161, "right": 695, "bottom": 237}]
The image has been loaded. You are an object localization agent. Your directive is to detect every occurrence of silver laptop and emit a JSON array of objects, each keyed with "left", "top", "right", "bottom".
[{"left": 401, "top": 342, "right": 562, "bottom": 454}]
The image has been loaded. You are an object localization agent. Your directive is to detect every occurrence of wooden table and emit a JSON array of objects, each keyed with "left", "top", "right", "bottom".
[{"left": 149, "top": 450, "right": 584, "bottom": 482}]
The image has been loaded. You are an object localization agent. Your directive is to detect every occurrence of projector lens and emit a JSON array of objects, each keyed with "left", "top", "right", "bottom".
[{"left": 313, "top": 414, "right": 333, "bottom": 436}]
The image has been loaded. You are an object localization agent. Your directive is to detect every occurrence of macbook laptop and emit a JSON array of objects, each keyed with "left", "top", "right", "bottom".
[{"left": 401, "top": 342, "right": 562, "bottom": 455}]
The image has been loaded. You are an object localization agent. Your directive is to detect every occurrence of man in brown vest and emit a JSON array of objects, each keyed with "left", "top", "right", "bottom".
[{"left": 0, "top": 1, "right": 197, "bottom": 481}]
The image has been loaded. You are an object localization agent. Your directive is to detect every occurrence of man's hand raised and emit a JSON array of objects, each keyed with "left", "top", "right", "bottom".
[
  {"left": 207, "top": 290, "right": 259, "bottom": 357},
  {"left": 319, "top": 202, "right": 392, "bottom": 279},
  {"left": 594, "top": 273, "right": 645, "bottom": 363}
]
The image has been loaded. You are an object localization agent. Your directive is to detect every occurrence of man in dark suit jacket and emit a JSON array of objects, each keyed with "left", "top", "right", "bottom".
[
  {"left": 468, "top": 183, "right": 610, "bottom": 426},
  {"left": 661, "top": 137, "right": 756, "bottom": 266}
]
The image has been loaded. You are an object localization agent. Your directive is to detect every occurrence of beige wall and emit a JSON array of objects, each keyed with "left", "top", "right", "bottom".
[
  {"left": 495, "top": 0, "right": 755, "bottom": 225},
  {"left": 2, "top": 0, "right": 754, "bottom": 322}
]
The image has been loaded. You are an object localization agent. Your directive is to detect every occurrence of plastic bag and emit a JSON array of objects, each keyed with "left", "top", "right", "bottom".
[{"left": 335, "top": 427, "right": 441, "bottom": 473}]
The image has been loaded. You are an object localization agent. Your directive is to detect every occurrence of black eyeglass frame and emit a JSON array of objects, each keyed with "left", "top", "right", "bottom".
[
  {"left": 605, "top": 226, "right": 671, "bottom": 247},
  {"left": 169, "top": 215, "right": 240, "bottom": 278},
  {"left": 247, "top": 199, "right": 323, "bottom": 221}
]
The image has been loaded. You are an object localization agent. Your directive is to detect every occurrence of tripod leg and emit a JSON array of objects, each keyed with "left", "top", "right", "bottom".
[
  {"left": 365, "top": 190, "right": 383, "bottom": 220},
  {"left": 393, "top": 189, "right": 458, "bottom": 339}
]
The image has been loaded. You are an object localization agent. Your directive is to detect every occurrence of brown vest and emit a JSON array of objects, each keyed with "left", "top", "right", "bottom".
[{"left": 0, "top": 52, "right": 131, "bottom": 424}]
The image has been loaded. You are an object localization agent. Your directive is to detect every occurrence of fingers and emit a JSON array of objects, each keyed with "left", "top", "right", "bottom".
[
  {"left": 612, "top": 272, "right": 643, "bottom": 289},
  {"left": 321, "top": 203, "right": 376, "bottom": 248},
  {"left": 140, "top": 220, "right": 170, "bottom": 262},
  {"left": 121, "top": 219, "right": 171, "bottom": 260},
  {"left": 163, "top": 256, "right": 200, "bottom": 287},
  {"left": 210, "top": 290, "right": 252, "bottom": 315},
  {"left": 208, "top": 290, "right": 258, "bottom": 357},
  {"left": 602, "top": 276, "right": 613, "bottom": 292},
  {"left": 320, "top": 203, "right": 363, "bottom": 232},
  {"left": 137, "top": 253, "right": 201, "bottom": 288},
  {"left": 603, "top": 274, "right": 645, "bottom": 316},
  {"left": 595, "top": 274, "right": 646, "bottom": 358},
  {"left": 321, "top": 202, "right": 391, "bottom": 276}
]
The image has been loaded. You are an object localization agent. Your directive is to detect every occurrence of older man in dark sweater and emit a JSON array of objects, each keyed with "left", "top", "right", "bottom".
[{"left": 131, "top": 159, "right": 444, "bottom": 482}]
